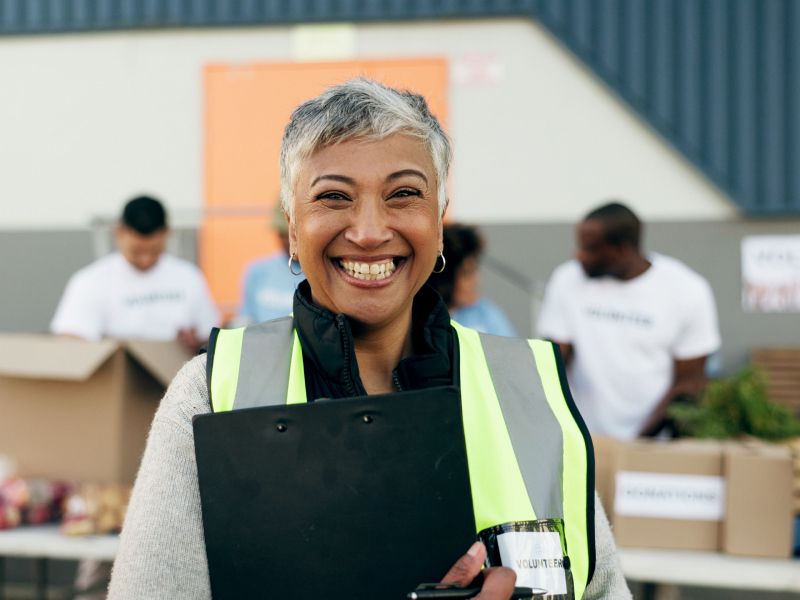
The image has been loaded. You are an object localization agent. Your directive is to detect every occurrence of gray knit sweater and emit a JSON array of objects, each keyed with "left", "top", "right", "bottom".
[{"left": 108, "top": 356, "right": 631, "bottom": 599}]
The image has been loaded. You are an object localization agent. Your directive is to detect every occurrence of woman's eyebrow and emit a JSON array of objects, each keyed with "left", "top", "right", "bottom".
[
  {"left": 386, "top": 169, "right": 428, "bottom": 184},
  {"left": 310, "top": 174, "right": 356, "bottom": 187}
]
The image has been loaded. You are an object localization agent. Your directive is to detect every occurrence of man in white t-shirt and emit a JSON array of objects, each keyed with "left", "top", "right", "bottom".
[
  {"left": 51, "top": 196, "right": 219, "bottom": 352},
  {"left": 537, "top": 202, "right": 721, "bottom": 440},
  {"left": 51, "top": 196, "right": 219, "bottom": 599}
]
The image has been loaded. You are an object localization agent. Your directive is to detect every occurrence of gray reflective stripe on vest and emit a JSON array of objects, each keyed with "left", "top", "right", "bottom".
[
  {"left": 233, "top": 316, "right": 294, "bottom": 409},
  {"left": 478, "top": 332, "right": 565, "bottom": 520}
]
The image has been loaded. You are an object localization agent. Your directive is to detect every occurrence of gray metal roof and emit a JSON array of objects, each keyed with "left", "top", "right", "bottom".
[{"left": 2, "top": 0, "right": 797, "bottom": 216}]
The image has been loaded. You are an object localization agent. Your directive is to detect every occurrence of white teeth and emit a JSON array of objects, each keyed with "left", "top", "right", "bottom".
[{"left": 339, "top": 259, "right": 397, "bottom": 281}]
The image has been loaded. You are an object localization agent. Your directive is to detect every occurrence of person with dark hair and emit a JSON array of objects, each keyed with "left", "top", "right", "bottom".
[
  {"left": 428, "top": 223, "right": 515, "bottom": 336},
  {"left": 51, "top": 195, "right": 219, "bottom": 599},
  {"left": 120, "top": 194, "right": 167, "bottom": 234},
  {"left": 51, "top": 195, "right": 219, "bottom": 351},
  {"left": 537, "top": 201, "right": 720, "bottom": 439}
]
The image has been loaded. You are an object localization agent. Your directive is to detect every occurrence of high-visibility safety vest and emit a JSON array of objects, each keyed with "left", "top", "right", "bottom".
[{"left": 207, "top": 317, "right": 595, "bottom": 599}]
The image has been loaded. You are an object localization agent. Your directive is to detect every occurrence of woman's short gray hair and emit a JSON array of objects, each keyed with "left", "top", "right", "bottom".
[{"left": 280, "top": 78, "right": 452, "bottom": 218}]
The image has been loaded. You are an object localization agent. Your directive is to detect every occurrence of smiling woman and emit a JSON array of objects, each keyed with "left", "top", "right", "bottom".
[
  {"left": 107, "top": 80, "right": 630, "bottom": 600},
  {"left": 291, "top": 135, "right": 442, "bottom": 357}
]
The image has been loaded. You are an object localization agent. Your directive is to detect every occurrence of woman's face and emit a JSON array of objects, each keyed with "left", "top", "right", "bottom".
[{"left": 289, "top": 134, "right": 442, "bottom": 330}]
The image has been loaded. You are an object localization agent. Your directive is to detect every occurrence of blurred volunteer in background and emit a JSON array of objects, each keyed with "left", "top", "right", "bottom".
[
  {"left": 50, "top": 195, "right": 220, "bottom": 599},
  {"left": 537, "top": 202, "right": 721, "bottom": 440},
  {"left": 427, "top": 223, "right": 516, "bottom": 337},
  {"left": 237, "top": 202, "right": 302, "bottom": 324},
  {"left": 51, "top": 195, "right": 220, "bottom": 352}
]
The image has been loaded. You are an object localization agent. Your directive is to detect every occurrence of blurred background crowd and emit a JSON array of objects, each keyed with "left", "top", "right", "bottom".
[{"left": 0, "top": 2, "right": 799, "bottom": 599}]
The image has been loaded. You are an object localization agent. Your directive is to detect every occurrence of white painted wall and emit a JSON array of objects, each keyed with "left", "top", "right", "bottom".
[{"left": 0, "top": 18, "right": 737, "bottom": 229}]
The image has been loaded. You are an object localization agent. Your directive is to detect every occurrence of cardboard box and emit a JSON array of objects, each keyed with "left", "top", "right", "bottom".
[
  {"left": 0, "top": 334, "right": 190, "bottom": 484},
  {"left": 723, "top": 440, "right": 794, "bottom": 558},
  {"left": 612, "top": 439, "right": 725, "bottom": 551},
  {"left": 592, "top": 436, "right": 620, "bottom": 519}
]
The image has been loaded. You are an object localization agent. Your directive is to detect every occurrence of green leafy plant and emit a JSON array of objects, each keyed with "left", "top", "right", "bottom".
[{"left": 668, "top": 367, "right": 800, "bottom": 440}]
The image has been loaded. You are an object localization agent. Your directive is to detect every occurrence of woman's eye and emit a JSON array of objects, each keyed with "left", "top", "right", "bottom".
[
  {"left": 390, "top": 188, "right": 421, "bottom": 199},
  {"left": 317, "top": 191, "right": 350, "bottom": 201}
]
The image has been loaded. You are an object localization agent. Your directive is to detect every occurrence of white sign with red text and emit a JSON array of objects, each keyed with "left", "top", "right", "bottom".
[{"left": 742, "top": 235, "right": 800, "bottom": 312}]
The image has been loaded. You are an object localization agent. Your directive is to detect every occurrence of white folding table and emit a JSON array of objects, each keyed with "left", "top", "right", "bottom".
[
  {"left": 618, "top": 547, "right": 800, "bottom": 597},
  {"left": 0, "top": 525, "right": 118, "bottom": 600}
]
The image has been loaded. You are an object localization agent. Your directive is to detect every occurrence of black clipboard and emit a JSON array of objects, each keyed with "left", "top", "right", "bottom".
[{"left": 193, "top": 386, "right": 475, "bottom": 600}]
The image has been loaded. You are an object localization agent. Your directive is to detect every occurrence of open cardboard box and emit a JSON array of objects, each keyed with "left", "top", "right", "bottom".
[{"left": 0, "top": 334, "right": 191, "bottom": 484}]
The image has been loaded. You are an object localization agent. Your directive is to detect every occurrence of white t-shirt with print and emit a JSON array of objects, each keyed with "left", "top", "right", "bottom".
[
  {"left": 51, "top": 253, "right": 220, "bottom": 342},
  {"left": 536, "top": 254, "right": 721, "bottom": 440}
]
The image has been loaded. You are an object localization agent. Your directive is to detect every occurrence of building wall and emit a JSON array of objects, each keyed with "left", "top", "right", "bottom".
[{"left": 0, "top": 18, "right": 736, "bottom": 230}]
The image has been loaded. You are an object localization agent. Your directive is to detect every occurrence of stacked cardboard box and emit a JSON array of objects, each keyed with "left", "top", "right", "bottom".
[
  {"left": 612, "top": 439, "right": 725, "bottom": 551},
  {"left": 0, "top": 334, "right": 191, "bottom": 484},
  {"left": 594, "top": 437, "right": 794, "bottom": 558},
  {"left": 592, "top": 436, "right": 620, "bottom": 516},
  {"left": 722, "top": 440, "right": 794, "bottom": 558},
  {"left": 780, "top": 437, "right": 800, "bottom": 515}
]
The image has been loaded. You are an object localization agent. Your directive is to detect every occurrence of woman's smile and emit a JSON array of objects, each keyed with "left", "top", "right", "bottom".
[{"left": 335, "top": 256, "right": 403, "bottom": 283}]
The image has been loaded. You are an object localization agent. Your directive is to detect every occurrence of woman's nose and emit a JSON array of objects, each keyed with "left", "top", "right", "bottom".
[{"left": 344, "top": 200, "right": 393, "bottom": 248}]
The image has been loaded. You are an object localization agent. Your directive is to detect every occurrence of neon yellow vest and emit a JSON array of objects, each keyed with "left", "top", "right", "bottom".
[{"left": 207, "top": 317, "right": 595, "bottom": 598}]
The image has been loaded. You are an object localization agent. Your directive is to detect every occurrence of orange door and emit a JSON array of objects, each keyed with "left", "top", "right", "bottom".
[{"left": 203, "top": 58, "right": 448, "bottom": 317}]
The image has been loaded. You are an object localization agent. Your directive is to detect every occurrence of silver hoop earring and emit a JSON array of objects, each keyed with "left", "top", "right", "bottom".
[
  {"left": 433, "top": 252, "right": 446, "bottom": 274},
  {"left": 288, "top": 254, "right": 302, "bottom": 276}
]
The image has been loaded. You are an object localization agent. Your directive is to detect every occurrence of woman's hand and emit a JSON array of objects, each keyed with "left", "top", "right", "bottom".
[{"left": 441, "top": 541, "right": 517, "bottom": 599}]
